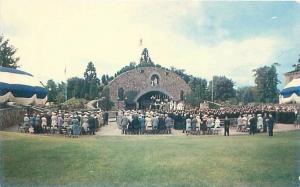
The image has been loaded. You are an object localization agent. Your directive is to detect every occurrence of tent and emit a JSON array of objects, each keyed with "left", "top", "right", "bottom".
[
  {"left": 279, "top": 78, "right": 300, "bottom": 104},
  {"left": 0, "top": 67, "right": 48, "bottom": 106}
]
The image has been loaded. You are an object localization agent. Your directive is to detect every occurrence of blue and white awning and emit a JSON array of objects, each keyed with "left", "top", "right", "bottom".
[
  {"left": 0, "top": 67, "right": 48, "bottom": 106},
  {"left": 279, "top": 78, "right": 300, "bottom": 104}
]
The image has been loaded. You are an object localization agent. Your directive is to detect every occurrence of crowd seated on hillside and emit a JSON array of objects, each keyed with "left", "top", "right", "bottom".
[
  {"left": 19, "top": 110, "right": 109, "bottom": 137},
  {"left": 117, "top": 104, "right": 298, "bottom": 135}
]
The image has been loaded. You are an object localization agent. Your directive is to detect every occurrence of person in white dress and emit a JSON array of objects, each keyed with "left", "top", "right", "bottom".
[
  {"left": 145, "top": 115, "right": 153, "bottom": 130},
  {"left": 63, "top": 114, "right": 69, "bottom": 127},
  {"left": 41, "top": 114, "right": 47, "bottom": 131},
  {"left": 82, "top": 115, "right": 89, "bottom": 134},
  {"left": 186, "top": 116, "right": 192, "bottom": 134},
  {"left": 207, "top": 116, "right": 214, "bottom": 134},
  {"left": 214, "top": 117, "right": 221, "bottom": 128},
  {"left": 257, "top": 114, "right": 263, "bottom": 132},
  {"left": 196, "top": 115, "right": 201, "bottom": 132},
  {"left": 51, "top": 113, "right": 58, "bottom": 128},
  {"left": 237, "top": 115, "right": 243, "bottom": 132},
  {"left": 242, "top": 115, "right": 248, "bottom": 132}
]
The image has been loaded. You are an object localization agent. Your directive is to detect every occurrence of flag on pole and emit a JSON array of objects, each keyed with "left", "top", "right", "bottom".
[
  {"left": 139, "top": 38, "right": 143, "bottom": 46},
  {"left": 64, "top": 65, "right": 67, "bottom": 102}
]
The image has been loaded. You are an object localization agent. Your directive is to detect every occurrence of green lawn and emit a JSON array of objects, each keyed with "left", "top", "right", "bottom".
[{"left": 0, "top": 131, "right": 299, "bottom": 187}]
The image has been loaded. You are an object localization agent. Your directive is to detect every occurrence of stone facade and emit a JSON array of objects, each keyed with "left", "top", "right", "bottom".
[
  {"left": 0, "top": 107, "right": 26, "bottom": 130},
  {"left": 109, "top": 67, "right": 191, "bottom": 108}
]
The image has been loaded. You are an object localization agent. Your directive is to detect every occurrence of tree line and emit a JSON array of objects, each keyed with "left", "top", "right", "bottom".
[
  {"left": 0, "top": 35, "right": 286, "bottom": 106},
  {"left": 45, "top": 62, "right": 114, "bottom": 103}
]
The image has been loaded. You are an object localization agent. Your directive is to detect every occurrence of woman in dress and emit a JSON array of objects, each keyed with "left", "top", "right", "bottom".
[
  {"left": 185, "top": 115, "right": 192, "bottom": 135},
  {"left": 51, "top": 112, "right": 58, "bottom": 133},
  {"left": 71, "top": 115, "right": 81, "bottom": 138},
  {"left": 82, "top": 115, "right": 89, "bottom": 134},
  {"left": 196, "top": 115, "right": 201, "bottom": 134},
  {"left": 145, "top": 115, "right": 153, "bottom": 131},
  {"left": 41, "top": 114, "right": 47, "bottom": 133}
]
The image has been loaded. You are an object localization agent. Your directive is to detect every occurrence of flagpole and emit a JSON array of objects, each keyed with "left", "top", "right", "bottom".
[
  {"left": 211, "top": 76, "right": 214, "bottom": 102},
  {"left": 65, "top": 65, "right": 67, "bottom": 102}
]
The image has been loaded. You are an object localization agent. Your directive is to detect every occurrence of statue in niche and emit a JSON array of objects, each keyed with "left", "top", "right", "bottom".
[{"left": 151, "top": 74, "right": 159, "bottom": 87}]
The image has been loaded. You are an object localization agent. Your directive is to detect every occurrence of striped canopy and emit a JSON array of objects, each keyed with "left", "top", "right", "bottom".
[
  {"left": 279, "top": 78, "right": 300, "bottom": 104},
  {"left": 0, "top": 67, "right": 48, "bottom": 106}
]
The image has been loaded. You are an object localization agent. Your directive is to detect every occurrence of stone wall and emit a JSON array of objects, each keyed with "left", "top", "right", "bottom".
[
  {"left": 109, "top": 67, "right": 191, "bottom": 107},
  {"left": 0, "top": 107, "right": 26, "bottom": 130}
]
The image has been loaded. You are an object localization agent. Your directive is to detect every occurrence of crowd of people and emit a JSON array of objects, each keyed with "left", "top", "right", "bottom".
[
  {"left": 116, "top": 104, "right": 292, "bottom": 136},
  {"left": 117, "top": 110, "right": 174, "bottom": 134},
  {"left": 20, "top": 110, "right": 109, "bottom": 137},
  {"left": 19, "top": 104, "right": 297, "bottom": 137}
]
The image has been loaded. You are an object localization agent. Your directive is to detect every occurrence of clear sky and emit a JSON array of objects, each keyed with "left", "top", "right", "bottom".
[{"left": 1, "top": 0, "right": 300, "bottom": 89}]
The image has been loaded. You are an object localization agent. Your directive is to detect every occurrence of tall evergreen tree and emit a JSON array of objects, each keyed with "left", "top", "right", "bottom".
[
  {"left": 139, "top": 48, "right": 154, "bottom": 66},
  {"left": 83, "top": 62, "right": 100, "bottom": 100},
  {"left": 0, "top": 35, "right": 19, "bottom": 69},
  {"left": 253, "top": 63, "right": 280, "bottom": 103}
]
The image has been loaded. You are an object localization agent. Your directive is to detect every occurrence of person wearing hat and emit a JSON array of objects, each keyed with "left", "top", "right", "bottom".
[
  {"left": 51, "top": 112, "right": 58, "bottom": 134},
  {"left": 196, "top": 115, "right": 201, "bottom": 134},
  {"left": 82, "top": 115, "right": 89, "bottom": 135},
  {"left": 121, "top": 113, "right": 129, "bottom": 134},
  {"left": 41, "top": 113, "right": 47, "bottom": 133},
  {"left": 71, "top": 115, "right": 81, "bottom": 138}
]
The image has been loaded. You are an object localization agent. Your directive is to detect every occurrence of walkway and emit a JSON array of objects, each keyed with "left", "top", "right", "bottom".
[
  {"left": 2, "top": 122, "right": 300, "bottom": 136},
  {"left": 96, "top": 122, "right": 300, "bottom": 136}
]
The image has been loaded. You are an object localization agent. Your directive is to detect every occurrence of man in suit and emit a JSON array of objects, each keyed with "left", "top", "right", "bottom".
[
  {"left": 121, "top": 113, "right": 129, "bottom": 134},
  {"left": 249, "top": 114, "right": 257, "bottom": 135},
  {"left": 268, "top": 114, "right": 275, "bottom": 136},
  {"left": 224, "top": 116, "right": 230, "bottom": 136},
  {"left": 103, "top": 111, "right": 109, "bottom": 125},
  {"left": 88, "top": 114, "right": 96, "bottom": 135}
]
